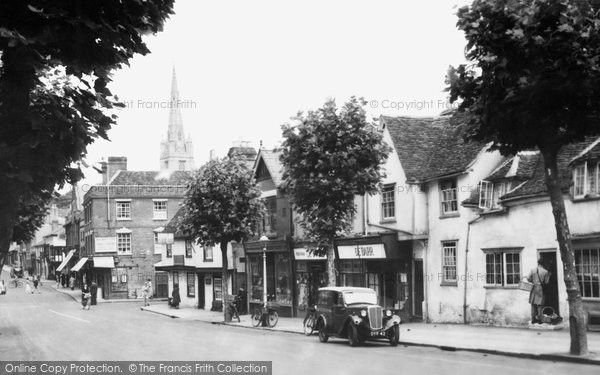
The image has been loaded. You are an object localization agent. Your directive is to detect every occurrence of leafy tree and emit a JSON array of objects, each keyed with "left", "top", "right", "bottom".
[
  {"left": 280, "top": 97, "right": 390, "bottom": 286},
  {"left": 179, "top": 157, "right": 263, "bottom": 322},
  {"left": 0, "top": 1, "right": 174, "bottom": 262},
  {"left": 446, "top": 0, "right": 600, "bottom": 355}
]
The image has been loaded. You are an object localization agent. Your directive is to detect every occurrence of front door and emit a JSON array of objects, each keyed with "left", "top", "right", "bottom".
[
  {"left": 155, "top": 272, "right": 168, "bottom": 298},
  {"left": 539, "top": 250, "right": 560, "bottom": 316},
  {"left": 198, "top": 274, "right": 205, "bottom": 309},
  {"left": 413, "top": 259, "right": 424, "bottom": 318}
]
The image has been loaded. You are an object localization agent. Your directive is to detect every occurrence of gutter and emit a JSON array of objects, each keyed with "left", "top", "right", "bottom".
[{"left": 464, "top": 215, "right": 483, "bottom": 324}]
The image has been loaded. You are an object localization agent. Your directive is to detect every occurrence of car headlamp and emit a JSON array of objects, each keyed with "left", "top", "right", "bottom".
[
  {"left": 360, "top": 309, "right": 367, "bottom": 317},
  {"left": 386, "top": 309, "right": 392, "bottom": 317}
]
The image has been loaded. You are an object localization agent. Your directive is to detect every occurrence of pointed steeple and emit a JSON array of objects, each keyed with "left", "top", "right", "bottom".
[
  {"left": 168, "top": 67, "right": 184, "bottom": 141},
  {"left": 160, "top": 67, "right": 195, "bottom": 172}
]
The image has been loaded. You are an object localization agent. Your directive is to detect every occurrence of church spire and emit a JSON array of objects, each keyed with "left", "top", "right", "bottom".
[
  {"left": 168, "top": 66, "right": 184, "bottom": 141},
  {"left": 160, "top": 67, "right": 195, "bottom": 172}
]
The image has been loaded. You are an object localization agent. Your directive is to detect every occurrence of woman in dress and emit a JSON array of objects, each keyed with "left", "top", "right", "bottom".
[
  {"left": 24, "top": 279, "right": 33, "bottom": 294},
  {"left": 171, "top": 283, "right": 180, "bottom": 309}
]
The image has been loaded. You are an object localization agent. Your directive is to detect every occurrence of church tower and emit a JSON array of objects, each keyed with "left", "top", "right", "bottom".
[{"left": 160, "top": 67, "right": 195, "bottom": 171}]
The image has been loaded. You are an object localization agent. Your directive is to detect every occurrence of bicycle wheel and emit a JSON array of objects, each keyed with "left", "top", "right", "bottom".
[
  {"left": 303, "top": 315, "right": 315, "bottom": 336},
  {"left": 251, "top": 309, "right": 262, "bottom": 327},
  {"left": 268, "top": 311, "right": 279, "bottom": 327}
]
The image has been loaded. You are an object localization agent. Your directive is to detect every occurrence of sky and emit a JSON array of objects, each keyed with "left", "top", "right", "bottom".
[{"left": 80, "top": 0, "right": 472, "bottom": 186}]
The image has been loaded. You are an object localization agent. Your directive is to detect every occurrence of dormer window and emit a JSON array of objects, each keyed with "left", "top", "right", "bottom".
[
  {"left": 479, "top": 181, "right": 511, "bottom": 210},
  {"left": 573, "top": 161, "right": 600, "bottom": 199}
]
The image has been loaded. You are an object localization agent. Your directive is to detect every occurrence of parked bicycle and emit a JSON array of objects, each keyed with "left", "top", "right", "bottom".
[
  {"left": 252, "top": 301, "right": 279, "bottom": 327},
  {"left": 303, "top": 304, "right": 318, "bottom": 336},
  {"left": 9, "top": 278, "right": 23, "bottom": 288},
  {"left": 225, "top": 294, "right": 241, "bottom": 323}
]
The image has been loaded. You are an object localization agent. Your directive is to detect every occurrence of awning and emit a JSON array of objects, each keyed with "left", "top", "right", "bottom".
[
  {"left": 71, "top": 258, "right": 89, "bottom": 272},
  {"left": 56, "top": 249, "right": 76, "bottom": 272},
  {"left": 93, "top": 256, "right": 115, "bottom": 269}
]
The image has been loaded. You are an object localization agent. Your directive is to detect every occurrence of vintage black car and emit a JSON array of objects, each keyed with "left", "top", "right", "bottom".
[{"left": 315, "top": 287, "right": 401, "bottom": 347}]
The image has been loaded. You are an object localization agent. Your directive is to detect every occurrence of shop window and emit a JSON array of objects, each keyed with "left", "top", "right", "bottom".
[
  {"left": 275, "top": 254, "right": 292, "bottom": 305},
  {"left": 440, "top": 179, "right": 458, "bottom": 215},
  {"left": 367, "top": 273, "right": 380, "bottom": 297},
  {"left": 249, "top": 256, "right": 263, "bottom": 302},
  {"left": 187, "top": 273, "right": 195, "bottom": 297},
  {"left": 484, "top": 249, "right": 521, "bottom": 286},
  {"left": 442, "top": 241, "right": 457, "bottom": 285},
  {"left": 575, "top": 247, "right": 600, "bottom": 298},
  {"left": 111, "top": 268, "right": 128, "bottom": 292},
  {"left": 340, "top": 259, "right": 364, "bottom": 287},
  {"left": 214, "top": 277, "right": 222, "bottom": 301}
]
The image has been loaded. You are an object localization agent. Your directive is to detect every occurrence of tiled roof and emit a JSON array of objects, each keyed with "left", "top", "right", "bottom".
[
  {"left": 163, "top": 206, "right": 186, "bottom": 237},
  {"left": 256, "top": 149, "right": 284, "bottom": 187},
  {"left": 503, "top": 137, "right": 600, "bottom": 200},
  {"left": 570, "top": 138, "right": 600, "bottom": 165},
  {"left": 382, "top": 116, "right": 487, "bottom": 182},
  {"left": 109, "top": 170, "right": 190, "bottom": 186}
]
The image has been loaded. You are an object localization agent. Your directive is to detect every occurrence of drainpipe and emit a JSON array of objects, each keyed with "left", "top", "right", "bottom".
[
  {"left": 362, "top": 195, "right": 367, "bottom": 235},
  {"left": 464, "top": 216, "right": 483, "bottom": 324}
]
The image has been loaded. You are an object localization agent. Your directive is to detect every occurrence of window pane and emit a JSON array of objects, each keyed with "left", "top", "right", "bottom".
[{"left": 574, "top": 165, "right": 585, "bottom": 196}]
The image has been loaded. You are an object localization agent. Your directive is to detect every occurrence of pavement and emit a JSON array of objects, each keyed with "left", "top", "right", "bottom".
[
  {"left": 136, "top": 302, "right": 600, "bottom": 365},
  {"left": 43, "top": 277, "right": 600, "bottom": 365}
]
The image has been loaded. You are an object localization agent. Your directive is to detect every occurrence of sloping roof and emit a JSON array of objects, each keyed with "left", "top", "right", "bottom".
[
  {"left": 382, "top": 116, "right": 487, "bottom": 182},
  {"left": 109, "top": 170, "right": 190, "bottom": 186},
  {"left": 503, "top": 137, "right": 600, "bottom": 200},
  {"left": 255, "top": 149, "right": 284, "bottom": 187},
  {"left": 163, "top": 206, "right": 186, "bottom": 237},
  {"left": 570, "top": 138, "right": 600, "bottom": 165}
]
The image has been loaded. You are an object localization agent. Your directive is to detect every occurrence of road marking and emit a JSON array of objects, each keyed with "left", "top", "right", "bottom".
[{"left": 48, "top": 310, "right": 91, "bottom": 324}]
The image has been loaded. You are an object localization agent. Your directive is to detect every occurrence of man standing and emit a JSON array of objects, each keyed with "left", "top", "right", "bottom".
[
  {"left": 527, "top": 258, "right": 550, "bottom": 324},
  {"left": 90, "top": 281, "right": 98, "bottom": 306}
]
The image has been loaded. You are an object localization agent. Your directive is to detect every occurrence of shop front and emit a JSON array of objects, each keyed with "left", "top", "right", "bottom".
[
  {"left": 293, "top": 246, "right": 327, "bottom": 312},
  {"left": 244, "top": 239, "right": 295, "bottom": 317},
  {"left": 335, "top": 234, "right": 412, "bottom": 321}
]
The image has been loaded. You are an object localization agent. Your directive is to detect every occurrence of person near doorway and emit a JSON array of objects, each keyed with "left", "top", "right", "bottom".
[
  {"left": 171, "top": 283, "right": 180, "bottom": 309},
  {"left": 69, "top": 275, "right": 75, "bottom": 290},
  {"left": 142, "top": 279, "right": 152, "bottom": 307},
  {"left": 81, "top": 284, "right": 91, "bottom": 310},
  {"left": 90, "top": 282, "right": 98, "bottom": 305},
  {"left": 527, "top": 258, "right": 550, "bottom": 324}
]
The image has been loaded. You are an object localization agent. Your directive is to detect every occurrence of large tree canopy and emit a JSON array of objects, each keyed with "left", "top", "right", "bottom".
[
  {"left": 280, "top": 97, "right": 390, "bottom": 285},
  {"left": 447, "top": 0, "right": 600, "bottom": 355},
  {"left": 0, "top": 0, "right": 174, "bottom": 262},
  {"left": 180, "top": 156, "right": 263, "bottom": 321}
]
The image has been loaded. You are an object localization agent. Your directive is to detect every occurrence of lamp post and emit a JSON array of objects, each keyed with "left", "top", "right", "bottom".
[
  {"left": 259, "top": 235, "right": 269, "bottom": 327},
  {"left": 259, "top": 235, "right": 269, "bottom": 306}
]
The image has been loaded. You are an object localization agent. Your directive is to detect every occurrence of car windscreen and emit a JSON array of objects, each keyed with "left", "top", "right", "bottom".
[{"left": 342, "top": 291, "right": 377, "bottom": 305}]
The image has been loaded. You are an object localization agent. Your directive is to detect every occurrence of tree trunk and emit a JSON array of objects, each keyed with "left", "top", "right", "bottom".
[
  {"left": 540, "top": 148, "right": 588, "bottom": 356},
  {"left": 0, "top": 184, "right": 20, "bottom": 264},
  {"left": 326, "top": 244, "right": 336, "bottom": 286},
  {"left": 221, "top": 241, "right": 231, "bottom": 323}
]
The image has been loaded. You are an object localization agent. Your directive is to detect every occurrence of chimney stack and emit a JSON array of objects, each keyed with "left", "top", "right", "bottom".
[{"left": 101, "top": 156, "right": 127, "bottom": 184}]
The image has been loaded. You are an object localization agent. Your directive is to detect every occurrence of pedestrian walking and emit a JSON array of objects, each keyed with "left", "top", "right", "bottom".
[
  {"left": 81, "top": 284, "right": 91, "bottom": 310},
  {"left": 142, "top": 279, "right": 151, "bottom": 307},
  {"left": 527, "top": 258, "right": 550, "bottom": 324},
  {"left": 69, "top": 275, "right": 75, "bottom": 291},
  {"left": 33, "top": 276, "right": 41, "bottom": 294},
  {"left": 56, "top": 273, "right": 61, "bottom": 289},
  {"left": 0, "top": 280, "right": 6, "bottom": 295},
  {"left": 171, "top": 283, "right": 180, "bottom": 309},
  {"left": 60, "top": 273, "right": 66, "bottom": 288},
  {"left": 90, "top": 281, "right": 98, "bottom": 305}
]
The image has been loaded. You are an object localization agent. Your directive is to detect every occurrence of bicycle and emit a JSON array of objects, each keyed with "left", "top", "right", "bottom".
[
  {"left": 8, "top": 278, "right": 23, "bottom": 288},
  {"left": 225, "top": 295, "right": 241, "bottom": 323},
  {"left": 252, "top": 301, "right": 279, "bottom": 327},
  {"left": 303, "top": 304, "right": 317, "bottom": 336}
]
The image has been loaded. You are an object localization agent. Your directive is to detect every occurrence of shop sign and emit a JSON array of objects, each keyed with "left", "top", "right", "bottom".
[
  {"left": 293, "top": 248, "right": 327, "bottom": 261},
  {"left": 95, "top": 237, "right": 116, "bottom": 253},
  {"left": 337, "top": 244, "right": 386, "bottom": 259}
]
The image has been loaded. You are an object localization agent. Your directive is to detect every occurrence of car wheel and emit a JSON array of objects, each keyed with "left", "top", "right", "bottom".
[
  {"left": 389, "top": 324, "right": 400, "bottom": 347},
  {"left": 347, "top": 324, "right": 359, "bottom": 347},
  {"left": 318, "top": 322, "right": 329, "bottom": 343}
]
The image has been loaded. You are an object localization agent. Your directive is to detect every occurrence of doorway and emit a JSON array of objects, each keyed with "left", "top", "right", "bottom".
[
  {"left": 198, "top": 275, "right": 205, "bottom": 309},
  {"left": 155, "top": 272, "right": 168, "bottom": 298},
  {"left": 413, "top": 259, "right": 424, "bottom": 319},
  {"left": 538, "top": 250, "right": 560, "bottom": 316}
]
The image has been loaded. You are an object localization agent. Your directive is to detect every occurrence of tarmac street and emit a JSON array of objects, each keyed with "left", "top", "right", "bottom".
[{"left": 0, "top": 282, "right": 599, "bottom": 374}]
